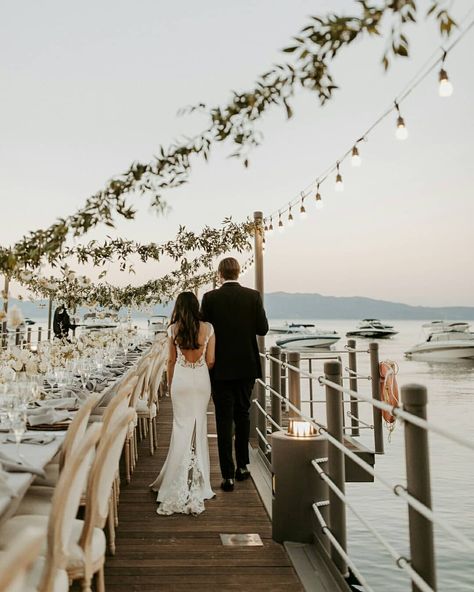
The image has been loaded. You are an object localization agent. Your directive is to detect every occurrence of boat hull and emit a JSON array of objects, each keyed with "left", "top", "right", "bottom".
[
  {"left": 346, "top": 330, "right": 398, "bottom": 339},
  {"left": 405, "top": 344, "right": 474, "bottom": 361},
  {"left": 276, "top": 335, "right": 340, "bottom": 349}
]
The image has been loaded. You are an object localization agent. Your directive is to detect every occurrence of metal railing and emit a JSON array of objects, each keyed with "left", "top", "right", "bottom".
[{"left": 252, "top": 343, "right": 474, "bottom": 592}]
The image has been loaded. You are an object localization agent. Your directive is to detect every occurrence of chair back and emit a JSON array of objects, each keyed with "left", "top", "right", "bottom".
[
  {"left": 0, "top": 527, "right": 44, "bottom": 592},
  {"left": 148, "top": 346, "right": 168, "bottom": 406},
  {"left": 59, "top": 393, "right": 101, "bottom": 471},
  {"left": 80, "top": 409, "right": 135, "bottom": 552},
  {"left": 101, "top": 374, "right": 138, "bottom": 431},
  {"left": 129, "top": 360, "right": 150, "bottom": 410},
  {"left": 40, "top": 423, "right": 102, "bottom": 591}
]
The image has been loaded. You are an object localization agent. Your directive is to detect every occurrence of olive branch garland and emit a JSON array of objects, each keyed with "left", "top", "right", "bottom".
[{"left": 0, "top": 1, "right": 455, "bottom": 277}]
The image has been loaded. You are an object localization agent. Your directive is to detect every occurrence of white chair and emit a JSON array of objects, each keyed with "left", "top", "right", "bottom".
[
  {"left": 33, "top": 393, "right": 101, "bottom": 488},
  {"left": 66, "top": 409, "right": 135, "bottom": 591},
  {"left": 0, "top": 527, "right": 44, "bottom": 592},
  {"left": 137, "top": 344, "right": 167, "bottom": 454},
  {"left": 0, "top": 423, "right": 102, "bottom": 592}
]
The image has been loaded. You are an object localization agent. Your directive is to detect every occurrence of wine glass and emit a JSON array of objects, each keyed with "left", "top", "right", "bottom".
[{"left": 9, "top": 410, "right": 27, "bottom": 461}]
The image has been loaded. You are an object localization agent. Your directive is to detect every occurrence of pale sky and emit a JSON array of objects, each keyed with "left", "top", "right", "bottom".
[{"left": 1, "top": 0, "right": 473, "bottom": 306}]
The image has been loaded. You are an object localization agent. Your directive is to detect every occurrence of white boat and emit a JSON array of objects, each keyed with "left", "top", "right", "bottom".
[
  {"left": 148, "top": 315, "right": 168, "bottom": 334},
  {"left": 346, "top": 319, "right": 398, "bottom": 339},
  {"left": 274, "top": 323, "right": 341, "bottom": 349},
  {"left": 81, "top": 311, "right": 118, "bottom": 330},
  {"left": 405, "top": 321, "right": 474, "bottom": 361}
]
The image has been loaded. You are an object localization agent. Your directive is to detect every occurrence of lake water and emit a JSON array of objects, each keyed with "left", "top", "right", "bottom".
[
  {"left": 25, "top": 317, "right": 474, "bottom": 590},
  {"left": 265, "top": 320, "right": 474, "bottom": 592}
]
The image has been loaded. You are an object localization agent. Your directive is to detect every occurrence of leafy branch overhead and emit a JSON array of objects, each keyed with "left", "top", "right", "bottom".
[{"left": 0, "top": 0, "right": 455, "bottom": 279}]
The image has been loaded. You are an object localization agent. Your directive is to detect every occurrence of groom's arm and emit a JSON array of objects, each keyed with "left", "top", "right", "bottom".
[
  {"left": 255, "top": 292, "right": 269, "bottom": 336},
  {"left": 201, "top": 292, "right": 210, "bottom": 322}
]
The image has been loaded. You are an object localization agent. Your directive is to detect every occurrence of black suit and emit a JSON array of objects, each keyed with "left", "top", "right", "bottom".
[{"left": 201, "top": 282, "right": 269, "bottom": 479}]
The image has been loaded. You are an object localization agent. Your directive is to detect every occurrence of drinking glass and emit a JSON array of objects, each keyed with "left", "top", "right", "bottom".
[{"left": 9, "top": 411, "right": 27, "bottom": 460}]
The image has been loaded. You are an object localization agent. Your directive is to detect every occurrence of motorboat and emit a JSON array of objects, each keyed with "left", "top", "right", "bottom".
[
  {"left": 270, "top": 322, "right": 316, "bottom": 335},
  {"left": 148, "top": 315, "right": 168, "bottom": 334},
  {"left": 81, "top": 311, "right": 118, "bottom": 331},
  {"left": 405, "top": 321, "right": 474, "bottom": 361},
  {"left": 274, "top": 323, "right": 341, "bottom": 349},
  {"left": 346, "top": 319, "right": 398, "bottom": 339}
]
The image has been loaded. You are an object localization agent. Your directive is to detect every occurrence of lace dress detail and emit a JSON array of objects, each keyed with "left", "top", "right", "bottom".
[{"left": 150, "top": 322, "right": 215, "bottom": 515}]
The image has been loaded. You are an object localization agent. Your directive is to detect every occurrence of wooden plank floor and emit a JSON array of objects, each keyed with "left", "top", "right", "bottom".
[{"left": 104, "top": 397, "right": 303, "bottom": 592}]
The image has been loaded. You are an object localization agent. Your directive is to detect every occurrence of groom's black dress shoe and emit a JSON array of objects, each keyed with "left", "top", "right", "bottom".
[
  {"left": 235, "top": 468, "right": 251, "bottom": 481},
  {"left": 220, "top": 479, "right": 235, "bottom": 492}
]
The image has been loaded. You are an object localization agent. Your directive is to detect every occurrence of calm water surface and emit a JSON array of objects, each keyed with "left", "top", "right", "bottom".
[
  {"left": 268, "top": 319, "right": 474, "bottom": 592},
  {"left": 29, "top": 317, "right": 473, "bottom": 590}
]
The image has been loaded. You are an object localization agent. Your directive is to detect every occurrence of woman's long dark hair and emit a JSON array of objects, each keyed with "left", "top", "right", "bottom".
[{"left": 170, "top": 292, "right": 201, "bottom": 350}]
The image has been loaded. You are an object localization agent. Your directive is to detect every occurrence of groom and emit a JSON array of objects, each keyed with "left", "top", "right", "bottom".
[{"left": 201, "top": 257, "right": 269, "bottom": 491}]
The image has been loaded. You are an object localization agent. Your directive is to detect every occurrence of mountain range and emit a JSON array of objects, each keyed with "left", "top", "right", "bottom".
[{"left": 3, "top": 293, "right": 474, "bottom": 320}]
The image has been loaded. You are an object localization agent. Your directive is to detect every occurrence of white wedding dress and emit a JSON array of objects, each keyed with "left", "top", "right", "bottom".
[{"left": 150, "top": 322, "right": 215, "bottom": 515}]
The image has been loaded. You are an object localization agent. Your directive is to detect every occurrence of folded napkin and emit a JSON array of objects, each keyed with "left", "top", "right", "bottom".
[
  {"left": 3, "top": 434, "right": 56, "bottom": 445},
  {"left": 27, "top": 408, "right": 73, "bottom": 426},
  {"left": 0, "top": 451, "right": 46, "bottom": 478},
  {"left": 38, "top": 397, "right": 77, "bottom": 410}
]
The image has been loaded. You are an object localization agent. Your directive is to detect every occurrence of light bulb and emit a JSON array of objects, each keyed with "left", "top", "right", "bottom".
[
  {"left": 438, "top": 69, "right": 453, "bottom": 97},
  {"left": 288, "top": 207, "right": 294, "bottom": 226},
  {"left": 395, "top": 116, "right": 408, "bottom": 140},
  {"left": 351, "top": 145, "right": 361, "bottom": 167},
  {"left": 300, "top": 196, "right": 307, "bottom": 219},
  {"left": 278, "top": 214, "right": 284, "bottom": 232},
  {"left": 315, "top": 188, "right": 324, "bottom": 209},
  {"left": 269, "top": 220, "right": 274, "bottom": 232},
  {"left": 335, "top": 163, "right": 344, "bottom": 192}
]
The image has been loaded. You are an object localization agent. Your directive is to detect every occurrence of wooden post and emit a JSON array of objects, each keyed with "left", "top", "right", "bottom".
[
  {"left": 347, "top": 339, "right": 360, "bottom": 436},
  {"left": 251, "top": 211, "right": 266, "bottom": 448},
  {"left": 324, "top": 360, "right": 348, "bottom": 577},
  {"left": 1, "top": 276, "right": 9, "bottom": 348},
  {"left": 47, "top": 297, "right": 53, "bottom": 340},
  {"left": 402, "top": 384, "right": 437, "bottom": 592},
  {"left": 369, "top": 342, "right": 384, "bottom": 454}
]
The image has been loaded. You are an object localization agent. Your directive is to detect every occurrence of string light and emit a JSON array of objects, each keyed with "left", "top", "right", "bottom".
[
  {"left": 268, "top": 217, "right": 274, "bottom": 232},
  {"left": 439, "top": 51, "right": 453, "bottom": 97},
  {"left": 335, "top": 162, "right": 344, "bottom": 192},
  {"left": 278, "top": 212, "right": 284, "bottom": 232},
  {"left": 262, "top": 18, "right": 472, "bottom": 233},
  {"left": 351, "top": 145, "right": 361, "bottom": 167},
  {"left": 315, "top": 183, "right": 323, "bottom": 209},
  {"left": 394, "top": 101, "right": 408, "bottom": 140},
  {"left": 288, "top": 205, "right": 294, "bottom": 226},
  {"left": 299, "top": 193, "right": 307, "bottom": 219}
]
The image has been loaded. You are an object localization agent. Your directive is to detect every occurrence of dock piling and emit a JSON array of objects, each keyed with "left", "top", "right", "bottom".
[{"left": 402, "top": 384, "right": 437, "bottom": 592}]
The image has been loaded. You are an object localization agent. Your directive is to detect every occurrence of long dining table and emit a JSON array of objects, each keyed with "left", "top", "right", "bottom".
[{"left": 0, "top": 342, "right": 151, "bottom": 529}]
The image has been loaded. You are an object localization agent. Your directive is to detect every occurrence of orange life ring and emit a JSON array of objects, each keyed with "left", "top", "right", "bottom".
[{"left": 379, "top": 360, "right": 399, "bottom": 426}]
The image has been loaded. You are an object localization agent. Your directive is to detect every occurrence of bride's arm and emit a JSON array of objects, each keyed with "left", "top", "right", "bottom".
[
  {"left": 206, "top": 332, "right": 215, "bottom": 369},
  {"left": 167, "top": 336, "right": 177, "bottom": 389}
]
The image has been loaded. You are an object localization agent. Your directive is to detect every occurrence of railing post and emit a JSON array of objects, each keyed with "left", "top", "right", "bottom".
[
  {"left": 15, "top": 327, "right": 21, "bottom": 346},
  {"left": 369, "top": 342, "right": 384, "bottom": 454},
  {"left": 270, "top": 346, "right": 281, "bottom": 431},
  {"left": 280, "top": 351, "right": 287, "bottom": 410},
  {"left": 26, "top": 327, "right": 32, "bottom": 348},
  {"left": 324, "top": 360, "right": 348, "bottom": 577},
  {"left": 37, "top": 326, "right": 42, "bottom": 343},
  {"left": 402, "top": 384, "right": 437, "bottom": 592},
  {"left": 347, "top": 339, "right": 360, "bottom": 436},
  {"left": 253, "top": 210, "right": 266, "bottom": 452},
  {"left": 287, "top": 351, "right": 301, "bottom": 420},
  {"left": 47, "top": 297, "right": 53, "bottom": 340},
  {"left": 1, "top": 275, "right": 9, "bottom": 349}
]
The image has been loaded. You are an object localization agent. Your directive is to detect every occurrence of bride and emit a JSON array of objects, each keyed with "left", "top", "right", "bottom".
[{"left": 150, "top": 291, "right": 216, "bottom": 515}]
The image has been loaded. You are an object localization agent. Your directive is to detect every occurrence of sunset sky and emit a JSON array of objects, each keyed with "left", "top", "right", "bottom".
[{"left": 1, "top": 0, "right": 473, "bottom": 306}]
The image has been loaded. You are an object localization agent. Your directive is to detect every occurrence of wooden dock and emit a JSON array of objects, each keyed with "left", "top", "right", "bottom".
[{"left": 104, "top": 397, "right": 304, "bottom": 592}]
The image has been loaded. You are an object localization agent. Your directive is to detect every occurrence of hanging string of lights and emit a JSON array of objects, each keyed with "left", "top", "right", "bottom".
[{"left": 264, "top": 15, "right": 474, "bottom": 233}]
